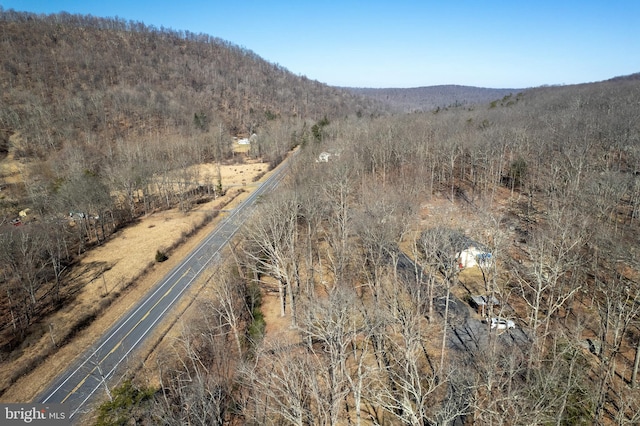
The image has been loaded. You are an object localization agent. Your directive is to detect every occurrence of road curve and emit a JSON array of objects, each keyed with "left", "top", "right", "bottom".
[{"left": 36, "top": 154, "right": 293, "bottom": 419}]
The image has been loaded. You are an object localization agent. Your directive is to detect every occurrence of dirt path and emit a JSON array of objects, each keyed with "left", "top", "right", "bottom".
[{"left": 0, "top": 160, "right": 269, "bottom": 403}]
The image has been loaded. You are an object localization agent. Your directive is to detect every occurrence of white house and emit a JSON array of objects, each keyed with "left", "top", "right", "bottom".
[
  {"left": 237, "top": 133, "right": 257, "bottom": 145},
  {"left": 458, "top": 245, "right": 493, "bottom": 269},
  {"left": 316, "top": 152, "right": 331, "bottom": 162},
  {"left": 449, "top": 234, "right": 493, "bottom": 270}
]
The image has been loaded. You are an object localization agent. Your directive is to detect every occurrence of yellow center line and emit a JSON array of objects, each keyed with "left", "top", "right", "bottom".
[
  {"left": 61, "top": 365, "right": 98, "bottom": 403},
  {"left": 61, "top": 268, "right": 191, "bottom": 402}
]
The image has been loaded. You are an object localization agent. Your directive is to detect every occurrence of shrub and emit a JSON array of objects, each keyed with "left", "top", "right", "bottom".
[
  {"left": 155, "top": 249, "right": 168, "bottom": 263},
  {"left": 247, "top": 308, "right": 266, "bottom": 342},
  {"left": 95, "top": 379, "right": 156, "bottom": 426}
]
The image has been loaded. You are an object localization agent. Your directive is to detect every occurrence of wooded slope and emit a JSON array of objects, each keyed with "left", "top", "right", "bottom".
[
  {"left": 0, "top": 9, "right": 380, "bottom": 363},
  {"left": 151, "top": 75, "right": 640, "bottom": 425},
  {"left": 0, "top": 9, "right": 381, "bottom": 159},
  {"left": 2, "top": 8, "right": 640, "bottom": 424},
  {"left": 347, "top": 84, "right": 520, "bottom": 112}
]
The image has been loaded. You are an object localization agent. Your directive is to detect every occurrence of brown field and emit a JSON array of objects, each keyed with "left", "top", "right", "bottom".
[{"left": 0, "top": 153, "right": 270, "bottom": 404}]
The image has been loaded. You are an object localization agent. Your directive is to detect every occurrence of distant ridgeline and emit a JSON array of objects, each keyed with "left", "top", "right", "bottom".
[{"left": 346, "top": 85, "right": 522, "bottom": 112}]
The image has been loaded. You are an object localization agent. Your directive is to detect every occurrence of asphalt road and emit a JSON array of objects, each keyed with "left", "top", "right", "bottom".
[{"left": 36, "top": 156, "right": 292, "bottom": 419}]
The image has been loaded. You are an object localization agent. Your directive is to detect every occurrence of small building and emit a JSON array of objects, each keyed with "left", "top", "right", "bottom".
[
  {"left": 459, "top": 246, "right": 493, "bottom": 269},
  {"left": 69, "top": 211, "right": 87, "bottom": 220},
  {"left": 449, "top": 234, "right": 493, "bottom": 270},
  {"left": 237, "top": 133, "right": 257, "bottom": 145},
  {"left": 316, "top": 152, "right": 331, "bottom": 162},
  {"left": 470, "top": 295, "right": 501, "bottom": 317}
]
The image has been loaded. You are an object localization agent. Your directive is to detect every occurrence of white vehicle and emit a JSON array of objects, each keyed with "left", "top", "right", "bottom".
[{"left": 490, "top": 318, "right": 515, "bottom": 330}]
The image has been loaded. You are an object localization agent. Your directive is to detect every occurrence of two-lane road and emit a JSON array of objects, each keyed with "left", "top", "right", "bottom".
[{"left": 37, "top": 155, "right": 292, "bottom": 419}]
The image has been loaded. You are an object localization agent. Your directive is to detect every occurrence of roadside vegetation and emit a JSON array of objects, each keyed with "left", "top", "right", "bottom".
[
  {"left": 0, "top": 9, "right": 369, "bottom": 368},
  {"left": 1, "top": 8, "right": 640, "bottom": 425},
  {"left": 100, "top": 76, "right": 640, "bottom": 425}
]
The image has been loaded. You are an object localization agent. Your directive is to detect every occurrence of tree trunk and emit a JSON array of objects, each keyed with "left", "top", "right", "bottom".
[
  {"left": 632, "top": 337, "right": 640, "bottom": 388},
  {"left": 278, "top": 279, "right": 286, "bottom": 317},
  {"left": 288, "top": 277, "right": 297, "bottom": 327},
  {"left": 440, "top": 285, "right": 450, "bottom": 374}
]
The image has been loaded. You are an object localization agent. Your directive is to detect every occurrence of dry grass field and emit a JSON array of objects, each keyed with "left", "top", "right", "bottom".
[{"left": 0, "top": 148, "right": 270, "bottom": 403}]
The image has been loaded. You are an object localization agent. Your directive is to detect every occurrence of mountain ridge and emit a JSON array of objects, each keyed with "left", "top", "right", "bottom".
[
  {"left": 345, "top": 85, "right": 523, "bottom": 112},
  {"left": 0, "top": 8, "right": 383, "bottom": 159}
]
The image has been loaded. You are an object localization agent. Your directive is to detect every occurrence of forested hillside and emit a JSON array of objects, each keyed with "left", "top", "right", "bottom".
[
  {"left": 0, "top": 10, "right": 379, "bottom": 366},
  {"left": 105, "top": 76, "right": 640, "bottom": 425},
  {"left": 2, "top": 8, "right": 640, "bottom": 425},
  {"left": 0, "top": 9, "right": 380, "bottom": 158},
  {"left": 348, "top": 85, "right": 520, "bottom": 112}
]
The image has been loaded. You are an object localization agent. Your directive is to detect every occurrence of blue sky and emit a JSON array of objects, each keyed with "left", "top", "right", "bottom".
[{"left": 2, "top": 1, "right": 639, "bottom": 88}]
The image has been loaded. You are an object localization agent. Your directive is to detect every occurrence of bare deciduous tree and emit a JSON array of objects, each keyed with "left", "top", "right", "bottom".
[
  {"left": 243, "top": 190, "right": 300, "bottom": 325},
  {"left": 297, "top": 286, "right": 360, "bottom": 426}
]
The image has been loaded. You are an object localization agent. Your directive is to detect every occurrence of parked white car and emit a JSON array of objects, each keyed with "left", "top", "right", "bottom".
[{"left": 490, "top": 318, "right": 515, "bottom": 330}]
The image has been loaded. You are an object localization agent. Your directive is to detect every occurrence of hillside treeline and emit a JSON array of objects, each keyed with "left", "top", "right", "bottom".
[
  {"left": 2, "top": 8, "right": 640, "bottom": 424},
  {"left": 347, "top": 85, "right": 519, "bottom": 112},
  {"left": 0, "top": 9, "right": 381, "bottom": 354},
  {"left": 0, "top": 8, "right": 379, "bottom": 158},
  {"left": 106, "top": 77, "right": 640, "bottom": 425}
]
